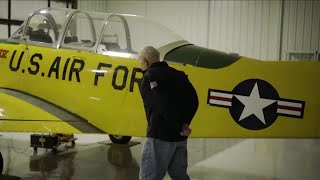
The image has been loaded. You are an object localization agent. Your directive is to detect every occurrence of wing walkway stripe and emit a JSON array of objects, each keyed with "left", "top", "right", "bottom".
[{"left": 0, "top": 88, "right": 104, "bottom": 133}]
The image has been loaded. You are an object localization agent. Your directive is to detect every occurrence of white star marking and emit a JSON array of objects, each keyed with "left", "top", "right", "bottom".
[{"left": 234, "top": 82, "right": 276, "bottom": 125}]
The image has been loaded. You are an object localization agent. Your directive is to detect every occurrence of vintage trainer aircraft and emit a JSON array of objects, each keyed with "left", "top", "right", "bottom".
[{"left": 0, "top": 7, "right": 319, "bottom": 172}]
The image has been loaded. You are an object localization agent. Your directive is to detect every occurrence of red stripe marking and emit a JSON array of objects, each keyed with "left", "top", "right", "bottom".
[
  {"left": 278, "top": 105, "right": 302, "bottom": 112},
  {"left": 210, "top": 96, "right": 232, "bottom": 102}
]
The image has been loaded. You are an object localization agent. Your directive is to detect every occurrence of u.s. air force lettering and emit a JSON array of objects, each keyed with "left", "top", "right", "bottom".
[
  {"left": 8, "top": 50, "right": 143, "bottom": 92},
  {"left": 207, "top": 79, "right": 305, "bottom": 130}
]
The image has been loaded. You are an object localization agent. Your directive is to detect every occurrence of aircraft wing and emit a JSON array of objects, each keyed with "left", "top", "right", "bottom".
[{"left": 0, "top": 88, "right": 104, "bottom": 134}]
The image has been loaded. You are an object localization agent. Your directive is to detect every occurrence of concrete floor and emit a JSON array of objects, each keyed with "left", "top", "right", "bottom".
[{"left": 0, "top": 133, "right": 319, "bottom": 180}]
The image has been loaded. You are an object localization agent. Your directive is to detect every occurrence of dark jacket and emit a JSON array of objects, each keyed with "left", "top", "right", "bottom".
[{"left": 140, "top": 61, "right": 199, "bottom": 142}]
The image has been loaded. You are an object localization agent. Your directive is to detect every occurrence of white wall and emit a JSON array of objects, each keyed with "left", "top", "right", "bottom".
[
  {"left": 208, "top": 0, "right": 281, "bottom": 60},
  {"left": 0, "top": 0, "right": 8, "bottom": 38},
  {"left": 78, "top": 0, "right": 320, "bottom": 61},
  {"left": 0, "top": 0, "right": 317, "bottom": 60},
  {"left": 0, "top": 25, "right": 8, "bottom": 39},
  {"left": 51, "top": 1, "right": 68, "bottom": 8},
  {"left": 0, "top": 0, "right": 8, "bottom": 19},
  {"left": 0, "top": 0, "right": 68, "bottom": 38},
  {"left": 79, "top": 0, "right": 209, "bottom": 47},
  {"left": 11, "top": 0, "right": 48, "bottom": 21},
  {"left": 281, "top": 0, "right": 320, "bottom": 60},
  {"left": 146, "top": 1, "right": 209, "bottom": 47}
]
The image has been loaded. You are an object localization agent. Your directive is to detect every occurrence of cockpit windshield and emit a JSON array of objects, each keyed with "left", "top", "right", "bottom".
[
  {"left": 9, "top": 8, "right": 189, "bottom": 58},
  {"left": 10, "top": 8, "right": 74, "bottom": 45},
  {"left": 119, "top": 15, "right": 185, "bottom": 52}
]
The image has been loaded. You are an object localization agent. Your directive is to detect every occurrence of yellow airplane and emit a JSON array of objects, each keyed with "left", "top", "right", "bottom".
[{"left": 0, "top": 7, "right": 319, "bottom": 168}]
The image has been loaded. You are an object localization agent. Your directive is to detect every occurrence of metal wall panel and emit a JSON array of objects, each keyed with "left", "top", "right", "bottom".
[
  {"left": 261, "top": 0, "right": 270, "bottom": 60},
  {"left": 220, "top": 0, "right": 229, "bottom": 52},
  {"left": 0, "top": 1, "right": 8, "bottom": 37},
  {"left": 79, "top": 0, "right": 209, "bottom": 47},
  {"left": 240, "top": 0, "right": 249, "bottom": 57},
  {"left": 106, "top": 1, "right": 146, "bottom": 15},
  {"left": 79, "top": 0, "right": 145, "bottom": 15},
  {"left": 281, "top": 0, "right": 320, "bottom": 60},
  {"left": 295, "top": 0, "right": 305, "bottom": 50},
  {"left": 232, "top": 0, "right": 241, "bottom": 55},
  {"left": 246, "top": 1, "right": 255, "bottom": 57},
  {"left": 11, "top": 0, "right": 47, "bottom": 21},
  {"left": 253, "top": 0, "right": 263, "bottom": 59},
  {"left": 143, "top": 0, "right": 208, "bottom": 47},
  {"left": 260, "top": 0, "right": 270, "bottom": 60},
  {"left": 78, "top": 0, "right": 319, "bottom": 61},
  {"left": 79, "top": 0, "right": 108, "bottom": 13},
  {"left": 280, "top": 0, "right": 289, "bottom": 60},
  {"left": 268, "top": 0, "right": 282, "bottom": 60},
  {"left": 226, "top": 1, "right": 235, "bottom": 54},
  {"left": 209, "top": 0, "right": 281, "bottom": 60},
  {"left": 0, "top": 0, "right": 8, "bottom": 19},
  {"left": 287, "top": 0, "right": 298, "bottom": 52},
  {"left": 303, "top": 0, "right": 313, "bottom": 51},
  {"left": 51, "top": 1, "right": 67, "bottom": 8},
  {"left": 311, "top": 0, "right": 320, "bottom": 52},
  {"left": 10, "top": 25, "right": 19, "bottom": 36},
  {"left": 0, "top": 25, "right": 8, "bottom": 39},
  {"left": 210, "top": 0, "right": 222, "bottom": 50},
  {"left": 147, "top": 0, "right": 208, "bottom": 47}
]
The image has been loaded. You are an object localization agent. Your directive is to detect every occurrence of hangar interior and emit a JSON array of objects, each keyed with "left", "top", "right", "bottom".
[
  {"left": 0, "top": 0, "right": 319, "bottom": 179},
  {"left": 1, "top": 0, "right": 320, "bottom": 60}
]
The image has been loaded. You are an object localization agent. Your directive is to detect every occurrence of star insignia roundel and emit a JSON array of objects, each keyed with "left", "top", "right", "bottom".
[{"left": 207, "top": 79, "right": 305, "bottom": 130}]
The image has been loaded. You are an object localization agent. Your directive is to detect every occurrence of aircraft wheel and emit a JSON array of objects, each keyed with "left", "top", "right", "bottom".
[
  {"left": 0, "top": 151, "right": 3, "bottom": 174},
  {"left": 109, "top": 135, "right": 131, "bottom": 144}
]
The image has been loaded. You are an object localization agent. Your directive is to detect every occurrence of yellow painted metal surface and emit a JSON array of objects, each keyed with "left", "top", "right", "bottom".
[
  {"left": 0, "top": 92, "right": 81, "bottom": 133},
  {"left": 187, "top": 58, "right": 320, "bottom": 138},
  {"left": 0, "top": 43, "right": 319, "bottom": 138},
  {"left": 0, "top": 92, "right": 59, "bottom": 120},
  {"left": 0, "top": 121, "right": 81, "bottom": 133}
]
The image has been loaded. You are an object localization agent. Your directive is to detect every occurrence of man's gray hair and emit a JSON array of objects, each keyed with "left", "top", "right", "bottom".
[{"left": 139, "top": 46, "right": 160, "bottom": 63}]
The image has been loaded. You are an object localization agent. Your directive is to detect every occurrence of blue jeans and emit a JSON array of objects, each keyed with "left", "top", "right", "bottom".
[{"left": 139, "top": 138, "right": 190, "bottom": 180}]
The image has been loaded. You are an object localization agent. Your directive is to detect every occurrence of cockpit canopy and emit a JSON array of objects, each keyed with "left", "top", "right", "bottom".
[{"left": 9, "top": 8, "right": 190, "bottom": 59}]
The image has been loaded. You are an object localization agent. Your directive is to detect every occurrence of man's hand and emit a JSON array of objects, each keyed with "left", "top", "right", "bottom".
[{"left": 180, "top": 123, "right": 192, "bottom": 136}]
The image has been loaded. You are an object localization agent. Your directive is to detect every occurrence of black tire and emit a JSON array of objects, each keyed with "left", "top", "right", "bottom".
[
  {"left": 109, "top": 135, "right": 131, "bottom": 144},
  {"left": 0, "top": 151, "right": 3, "bottom": 174}
]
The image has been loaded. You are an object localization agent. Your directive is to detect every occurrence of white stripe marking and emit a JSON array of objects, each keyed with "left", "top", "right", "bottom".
[
  {"left": 278, "top": 101, "right": 302, "bottom": 108},
  {"left": 209, "top": 99, "right": 232, "bottom": 107},
  {"left": 210, "top": 91, "right": 233, "bottom": 99},
  {"left": 277, "top": 109, "right": 301, "bottom": 116}
]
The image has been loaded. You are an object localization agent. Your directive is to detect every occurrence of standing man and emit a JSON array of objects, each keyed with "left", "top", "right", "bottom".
[{"left": 138, "top": 46, "right": 199, "bottom": 180}]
